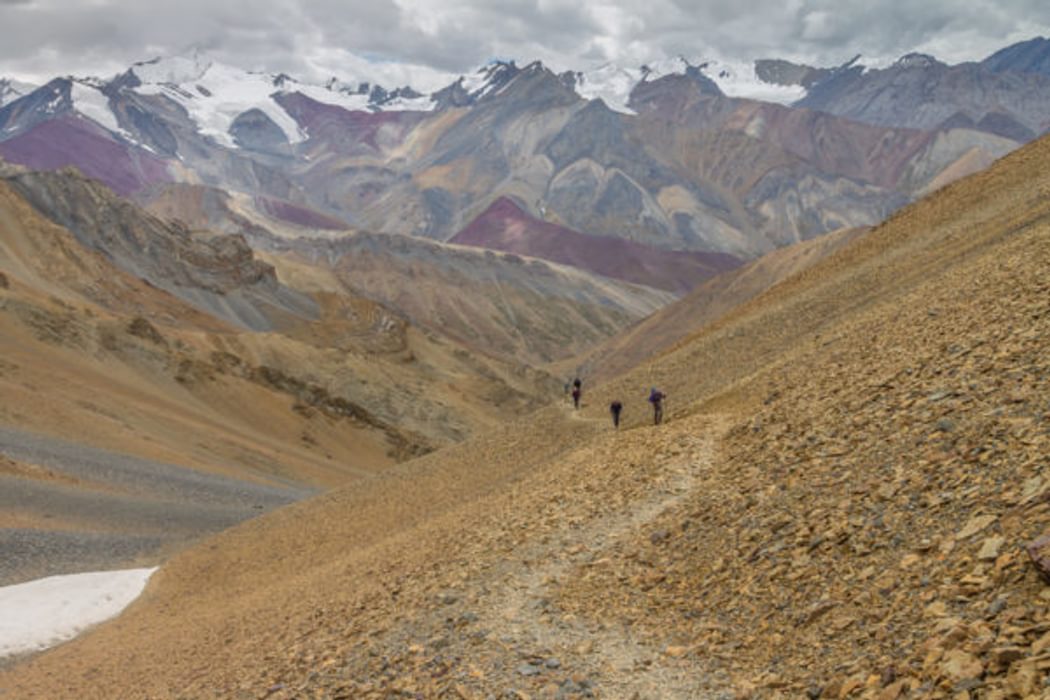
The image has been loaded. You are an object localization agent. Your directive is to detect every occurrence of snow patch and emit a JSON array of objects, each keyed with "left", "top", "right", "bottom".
[
  {"left": 0, "top": 78, "right": 36, "bottom": 107},
  {"left": 575, "top": 55, "right": 806, "bottom": 113},
  {"left": 292, "top": 83, "right": 371, "bottom": 112},
  {"left": 382, "top": 94, "right": 434, "bottom": 111},
  {"left": 697, "top": 59, "right": 807, "bottom": 104},
  {"left": 135, "top": 60, "right": 305, "bottom": 147},
  {"left": 574, "top": 63, "right": 639, "bottom": 114},
  {"left": 132, "top": 53, "right": 210, "bottom": 85},
  {"left": 70, "top": 80, "right": 122, "bottom": 133},
  {"left": 0, "top": 567, "right": 157, "bottom": 659}
]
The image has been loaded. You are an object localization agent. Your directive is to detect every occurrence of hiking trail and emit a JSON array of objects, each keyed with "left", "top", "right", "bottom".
[{"left": 468, "top": 413, "right": 733, "bottom": 698}]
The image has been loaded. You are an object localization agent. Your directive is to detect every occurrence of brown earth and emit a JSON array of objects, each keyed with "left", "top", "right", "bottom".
[{"left": 1, "top": 133, "right": 1049, "bottom": 699}]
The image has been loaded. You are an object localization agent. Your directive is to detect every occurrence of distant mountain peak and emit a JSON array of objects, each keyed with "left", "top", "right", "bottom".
[
  {"left": 893, "top": 52, "right": 944, "bottom": 70},
  {"left": 982, "top": 35, "right": 1050, "bottom": 77},
  {"left": 131, "top": 49, "right": 212, "bottom": 85},
  {"left": 0, "top": 78, "right": 38, "bottom": 107}
]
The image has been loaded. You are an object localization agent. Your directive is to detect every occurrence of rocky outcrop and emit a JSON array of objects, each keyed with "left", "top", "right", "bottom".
[
  {"left": 754, "top": 58, "right": 833, "bottom": 88},
  {"left": 5, "top": 168, "right": 318, "bottom": 330}
]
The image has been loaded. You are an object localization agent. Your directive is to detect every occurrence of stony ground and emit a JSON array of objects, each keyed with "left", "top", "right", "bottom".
[
  {"left": 0, "top": 425, "right": 314, "bottom": 586},
  {"left": 254, "top": 410, "right": 740, "bottom": 700},
  {"left": 560, "top": 214, "right": 1050, "bottom": 698}
]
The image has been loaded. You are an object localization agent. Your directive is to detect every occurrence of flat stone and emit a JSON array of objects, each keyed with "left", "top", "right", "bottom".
[
  {"left": 517, "top": 663, "right": 541, "bottom": 677},
  {"left": 957, "top": 515, "right": 997, "bottom": 540},
  {"left": 977, "top": 536, "right": 1005, "bottom": 561},
  {"left": 940, "top": 649, "right": 983, "bottom": 682}
]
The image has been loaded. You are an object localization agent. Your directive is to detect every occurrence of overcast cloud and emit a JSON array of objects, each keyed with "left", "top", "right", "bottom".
[{"left": 1, "top": 0, "right": 1049, "bottom": 86}]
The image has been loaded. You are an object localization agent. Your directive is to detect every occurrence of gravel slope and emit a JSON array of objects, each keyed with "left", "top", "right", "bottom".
[{"left": 0, "top": 425, "right": 316, "bottom": 586}]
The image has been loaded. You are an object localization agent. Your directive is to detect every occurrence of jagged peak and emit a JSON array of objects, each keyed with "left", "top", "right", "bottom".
[
  {"left": 893, "top": 52, "right": 944, "bottom": 70},
  {"left": 272, "top": 73, "right": 297, "bottom": 89}
]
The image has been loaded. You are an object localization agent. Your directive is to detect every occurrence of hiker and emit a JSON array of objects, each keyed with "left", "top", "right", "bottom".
[
  {"left": 648, "top": 387, "right": 665, "bottom": 425},
  {"left": 572, "top": 377, "right": 582, "bottom": 392},
  {"left": 572, "top": 385, "right": 581, "bottom": 409},
  {"left": 610, "top": 400, "right": 623, "bottom": 428}
]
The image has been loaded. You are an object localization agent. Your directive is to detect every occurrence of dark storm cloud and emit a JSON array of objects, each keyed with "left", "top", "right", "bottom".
[{"left": 0, "top": 1, "right": 1048, "bottom": 84}]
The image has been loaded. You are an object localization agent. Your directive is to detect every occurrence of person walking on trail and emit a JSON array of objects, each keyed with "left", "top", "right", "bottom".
[
  {"left": 570, "top": 377, "right": 582, "bottom": 409},
  {"left": 648, "top": 387, "right": 665, "bottom": 425},
  {"left": 610, "top": 400, "right": 623, "bottom": 428}
]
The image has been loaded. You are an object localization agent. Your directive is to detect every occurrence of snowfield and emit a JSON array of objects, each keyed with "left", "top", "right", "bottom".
[
  {"left": 0, "top": 567, "right": 157, "bottom": 659},
  {"left": 53, "top": 49, "right": 818, "bottom": 142}
]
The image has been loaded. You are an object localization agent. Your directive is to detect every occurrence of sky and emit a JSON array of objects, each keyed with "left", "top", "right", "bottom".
[{"left": 1, "top": 0, "right": 1049, "bottom": 87}]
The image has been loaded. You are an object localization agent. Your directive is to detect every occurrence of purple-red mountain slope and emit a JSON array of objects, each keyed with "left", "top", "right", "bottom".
[
  {"left": 0, "top": 116, "right": 170, "bottom": 196},
  {"left": 253, "top": 196, "right": 349, "bottom": 231},
  {"left": 450, "top": 197, "right": 740, "bottom": 294}
]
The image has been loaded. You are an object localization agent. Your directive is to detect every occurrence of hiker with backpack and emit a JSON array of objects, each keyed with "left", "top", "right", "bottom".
[
  {"left": 648, "top": 387, "right": 665, "bottom": 425},
  {"left": 571, "top": 377, "right": 582, "bottom": 409},
  {"left": 609, "top": 400, "right": 623, "bottom": 428}
]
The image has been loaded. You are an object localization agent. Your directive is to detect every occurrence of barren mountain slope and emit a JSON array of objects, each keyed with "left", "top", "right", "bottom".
[
  {"left": 137, "top": 181, "right": 675, "bottom": 366},
  {"left": 0, "top": 168, "right": 565, "bottom": 585},
  {"left": 564, "top": 225, "right": 867, "bottom": 384},
  {"left": 3, "top": 134, "right": 1048, "bottom": 698},
  {"left": 258, "top": 233, "right": 675, "bottom": 366},
  {"left": 558, "top": 143, "right": 1049, "bottom": 696}
]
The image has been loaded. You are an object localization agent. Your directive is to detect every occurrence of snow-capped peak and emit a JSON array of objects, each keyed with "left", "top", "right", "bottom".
[
  {"left": 694, "top": 58, "right": 807, "bottom": 104},
  {"left": 574, "top": 63, "right": 642, "bottom": 114},
  {"left": 130, "top": 54, "right": 306, "bottom": 147},
  {"left": 0, "top": 78, "right": 37, "bottom": 107},
  {"left": 573, "top": 54, "right": 808, "bottom": 114},
  {"left": 131, "top": 50, "right": 211, "bottom": 85},
  {"left": 69, "top": 78, "right": 125, "bottom": 135},
  {"left": 461, "top": 61, "right": 520, "bottom": 101}
]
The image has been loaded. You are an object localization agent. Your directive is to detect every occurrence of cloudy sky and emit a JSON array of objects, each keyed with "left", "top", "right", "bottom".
[{"left": 1, "top": 0, "right": 1049, "bottom": 86}]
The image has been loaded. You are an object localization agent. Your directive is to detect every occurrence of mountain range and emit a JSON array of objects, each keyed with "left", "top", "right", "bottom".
[{"left": 2, "top": 37, "right": 1048, "bottom": 301}]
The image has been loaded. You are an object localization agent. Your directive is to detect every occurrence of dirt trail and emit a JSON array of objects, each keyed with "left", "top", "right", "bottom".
[
  {"left": 466, "top": 414, "right": 734, "bottom": 698},
  {"left": 233, "top": 410, "right": 738, "bottom": 699}
]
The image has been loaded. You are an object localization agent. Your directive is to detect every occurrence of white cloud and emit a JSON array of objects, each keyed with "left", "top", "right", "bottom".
[{"left": 0, "top": 0, "right": 1048, "bottom": 84}]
